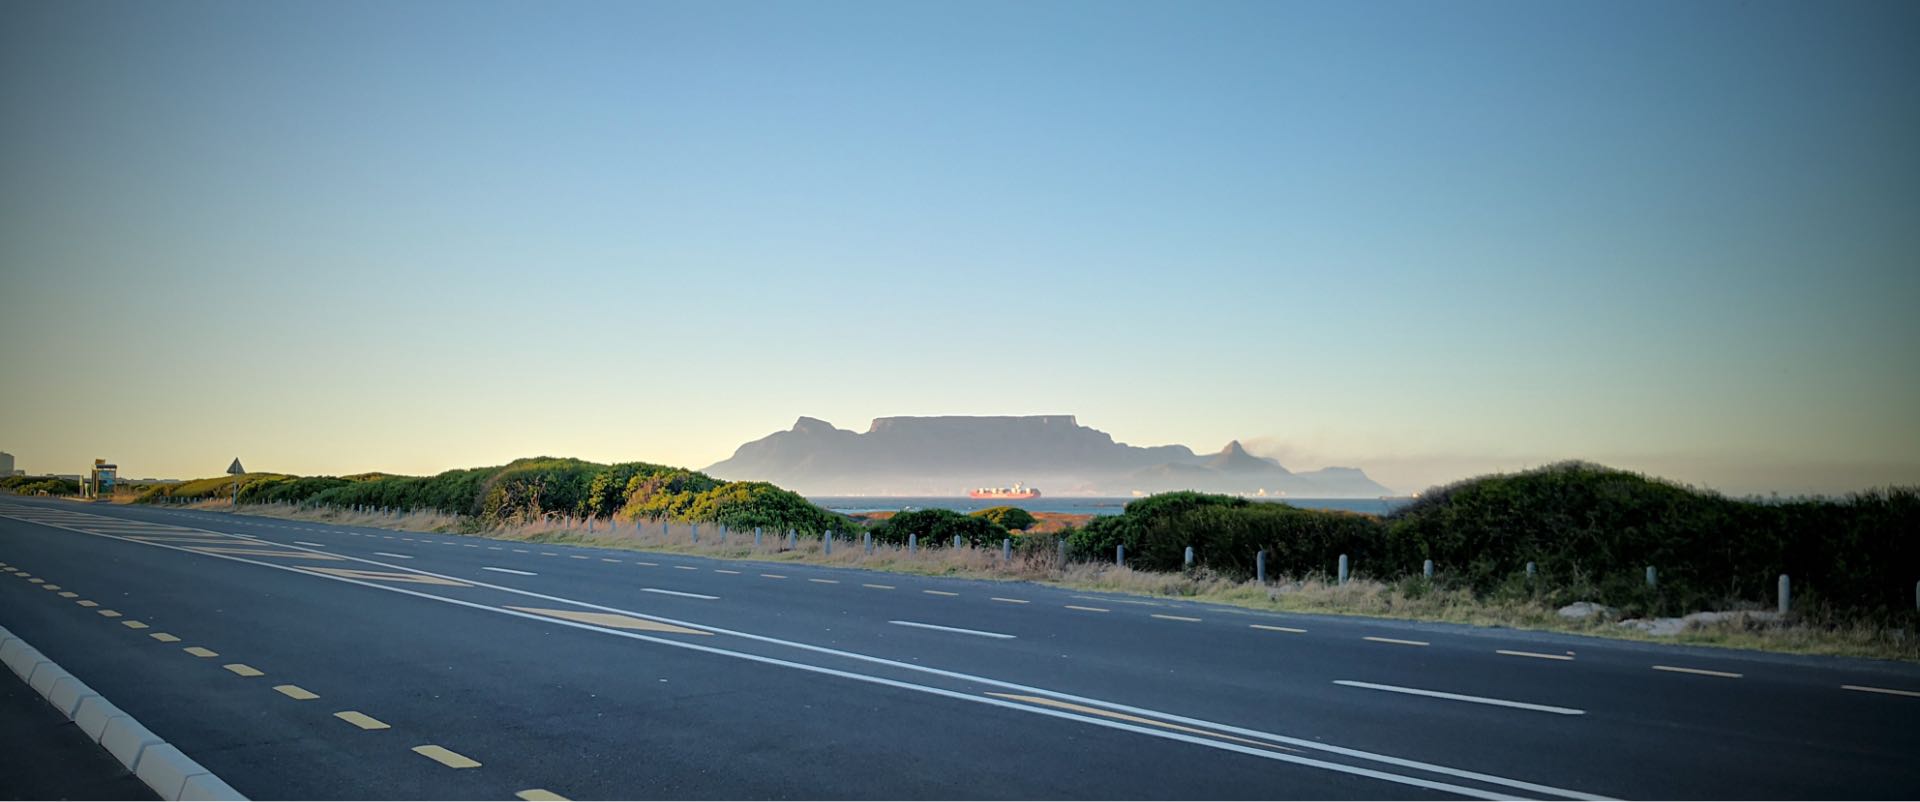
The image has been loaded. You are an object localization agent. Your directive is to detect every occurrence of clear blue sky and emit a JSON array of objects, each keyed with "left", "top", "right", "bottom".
[{"left": 2, "top": 0, "right": 1916, "bottom": 495}]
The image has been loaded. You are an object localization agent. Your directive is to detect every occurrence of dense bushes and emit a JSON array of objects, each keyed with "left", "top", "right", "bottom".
[
  {"left": 972, "top": 506, "right": 1037, "bottom": 531},
  {"left": 872, "top": 509, "right": 1008, "bottom": 547},
  {"left": 1067, "top": 464, "right": 1918, "bottom": 618},
  {"left": 1070, "top": 491, "right": 1381, "bottom": 578},
  {"left": 137, "top": 457, "right": 855, "bottom": 535},
  {"left": 1388, "top": 462, "right": 1919, "bottom": 617},
  {"left": 1, "top": 475, "right": 81, "bottom": 496}
]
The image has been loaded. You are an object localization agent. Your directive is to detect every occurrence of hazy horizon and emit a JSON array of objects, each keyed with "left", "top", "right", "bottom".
[{"left": 4, "top": 1, "right": 1916, "bottom": 498}]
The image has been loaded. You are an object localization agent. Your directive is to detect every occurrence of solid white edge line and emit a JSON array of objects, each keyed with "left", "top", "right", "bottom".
[
  {"left": 0, "top": 501, "right": 1611, "bottom": 801},
  {"left": 481, "top": 566, "right": 537, "bottom": 576},
  {"left": 373, "top": 552, "right": 414, "bottom": 560},
  {"left": 1333, "top": 681, "right": 1585, "bottom": 716},
  {"left": 293, "top": 541, "right": 325, "bottom": 547},
  {"left": 640, "top": 588, "right": 719, "bottom": 600},
  {"left": 888, "top": 620, "right": 1017, "bottom": 639}
]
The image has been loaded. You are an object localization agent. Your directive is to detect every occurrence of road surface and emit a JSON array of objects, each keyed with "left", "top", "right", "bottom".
[{"left": 2, "top": 495, "right": 1916, "bottom": 800}]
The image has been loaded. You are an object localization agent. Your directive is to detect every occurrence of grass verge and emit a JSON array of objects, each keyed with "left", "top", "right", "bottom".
[{"left": 201, "top": 501, "right": 1918, "bottom": 663}]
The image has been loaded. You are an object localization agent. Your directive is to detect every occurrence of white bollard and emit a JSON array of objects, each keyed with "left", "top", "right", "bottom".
[
  {"left": 1645, "top": 566, "right": 1657, "bottom": 589},
  {"left": 1338, "top": 553, "right": 1349, "bottom": 585},
  {"left": 754, "top": 526, "right": 762, "bottom": 547},
  {"left": 1778, "top": 574, "right": 1790, "bottom": 615},
  {"left": 1184, "top": 546, "right": 1194, "bottom": 568},
  {"left": 1003, "top": 538, "right": 1012, "bottom": 561},
  {"left": 954, "top": 534, "right": 962, "bottom": 550},
  {"left": 1526, "top": 562, "right": 1537, "bottom": 581},
  {"left": 1116, "top": 544, "right": 1125, "bottom": 566},
  {"left": 1256, "top": 549, "right": 1266, "bottom": 583},
  {"left": 824, "top": 530, "right": 832, "bottom": 555},
  {"left": 909, "top": 533, "right": 917, "bottom": 554},
  {"left": 865, "top": 532, "right": 873, "bottom": 554},
  {"left": 1423, "top": 559, "right": 1434, "bottom": 579},
  {"left": 787, "top": 530, "right": 796, "bottom": 549}
]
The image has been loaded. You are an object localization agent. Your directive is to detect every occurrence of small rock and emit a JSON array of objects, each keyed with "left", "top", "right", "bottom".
[{"left": 1557, "top": 601, "right": 1615, "bottom": 620}]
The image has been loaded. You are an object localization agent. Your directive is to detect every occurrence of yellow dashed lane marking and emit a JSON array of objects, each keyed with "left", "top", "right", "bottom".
[
  {"left": 274, "top": 684, "right": 319, "bottom": 700},
  {"left": 1498, "top": 649, "right": 1574, "bottom": 661},
  {"left": 122, "top": 621, "right": 150, "bottom": 630},
  {"left": 1364, "top": 636, "right": 1429, "bottom": 647},
  {"left": 1843, "top": 684, "right": 1920, "bottom": 698},
  {"left": 413, "top": 745, "right": 481, "bottom": 769},
  {"left": 150, "top": 633, "right": 181, "bottom": 643},
  {"left": 863, "top": 584, "right": 895, "bottom": 590},
  {"left": 1652, "top": 665, "right": 1741, "bottom": 678},
  {"left": 991, "top": 597, "right": 1029, "bottom": 604},
  {"left": 1152, "top": 614, "right": 1201, "bottom": 622},
  {"left": 1251, "top": 624, "right": 1306, "bottom": 633},
  {"left": 1065, "top": 605, "right": 1109, "bottom": 613},
  {"left": 184, "top": 647, "right": 218, "bottom": 658},
  {"left": 335, "top": 711, "right": 390, "bottom": 730},
  {"left": 987, "top": 693, "right": 1299, "bottom": 753},
  {"left": 224, "top": 663, "right": 264, "bottom": 677},
  {"left": 517, "top": 790, "right": 570, "bottom": 801},
  {"left": 923, "top": 590, "right": 958, "bottom": 597},
  {"left": 505, "top": 606, "right": 710, "bottom": 635},
  {"left": 298, "top": 567, "right": 471, "bottom": 587}
]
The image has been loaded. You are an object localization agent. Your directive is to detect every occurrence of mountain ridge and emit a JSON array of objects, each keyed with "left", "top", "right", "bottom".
[{"left": 706, "top": 415, "right": 1394, "bottom": 497}]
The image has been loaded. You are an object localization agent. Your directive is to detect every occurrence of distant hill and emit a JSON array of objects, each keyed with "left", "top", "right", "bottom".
[{"left": 705, "top": 416, "right": 1395, "bottom": 497}]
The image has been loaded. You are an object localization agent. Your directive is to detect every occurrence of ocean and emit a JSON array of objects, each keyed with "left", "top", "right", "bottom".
[{"left": 810, "top": 496, "right": 1412, "bottom": 517}]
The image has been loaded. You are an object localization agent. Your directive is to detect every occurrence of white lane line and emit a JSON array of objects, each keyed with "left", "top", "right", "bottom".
[
  {"left": 1364, "top": 636, "right": 1430, "bottom": 647},
  {"left": 1497, "top": 648, "right": 1574, "bottom": 660},
  {"left": 1333, "top": 681, "right": 1585, "bottom": 716},
  {"left": 373, "top": 552, "right": 414, "bottom": 560},
  {"left": 6, "top": 506, "right": 1609, "bottom": 802},
  {"left": 482, "top": 566, "right": 538, "bottom": 576},
  {"left": 1652, "top": 665, "right": 1742, "bottom": 679},
  {"left": 1252, "top": 624, "right": 1307, "bottom": 633},
  {"left": 889, "top": 620, "right": 1017, "bottom": 640},
  {"left": 294, "top": 541, "right": 325, "bottom": 547},
  {"left": 642, "top": 588, "right": 719, "bottom": 600},
  {"left": 1842, "top": 684, "right": 1920, "bottom": 698}
]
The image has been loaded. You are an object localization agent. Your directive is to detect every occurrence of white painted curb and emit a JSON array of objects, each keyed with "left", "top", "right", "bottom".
[{"left": 0, "top": 624, "right": 247, "bottom": 801}]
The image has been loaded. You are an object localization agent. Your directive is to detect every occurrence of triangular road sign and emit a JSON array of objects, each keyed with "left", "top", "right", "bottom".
[{"left": 227, "top": 458, "right": 245, "bottom": 475}]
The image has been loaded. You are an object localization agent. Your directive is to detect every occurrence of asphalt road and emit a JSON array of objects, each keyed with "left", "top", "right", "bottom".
[{"left": 2, "top": 496, "right": 1917, "bottom": 800}]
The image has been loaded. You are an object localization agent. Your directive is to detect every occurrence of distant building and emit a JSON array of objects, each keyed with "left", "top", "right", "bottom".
[{"left": 0, "top": 451, "right": 12, "bottom": 476}]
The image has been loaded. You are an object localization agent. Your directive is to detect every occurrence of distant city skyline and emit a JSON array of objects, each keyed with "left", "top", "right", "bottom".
[{"left": 3, "top": 1, "right": 1916, "bottom": 498}]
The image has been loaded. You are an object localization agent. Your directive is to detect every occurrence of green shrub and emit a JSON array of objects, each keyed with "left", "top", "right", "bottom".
[
  {"left": 873, "top": 509, "right": 1008, "bottom": 548},
  {"left": 972, "top": 506, "right": 1037, "bottom": 531}
]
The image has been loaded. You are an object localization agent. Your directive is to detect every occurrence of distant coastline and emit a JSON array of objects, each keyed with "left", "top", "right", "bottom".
[{"left": 810, "top": 495, "right": 1412, "bottom": 517}]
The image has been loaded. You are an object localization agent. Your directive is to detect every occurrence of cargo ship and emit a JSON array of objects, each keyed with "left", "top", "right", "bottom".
[{"left": 968, "top": 483, "right": 1041, "bottom": 500}]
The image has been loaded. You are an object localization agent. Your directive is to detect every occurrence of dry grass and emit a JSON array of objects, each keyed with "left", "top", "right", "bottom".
[{"left": 206, "top": 502, "right": 1919, "bottom": 662}]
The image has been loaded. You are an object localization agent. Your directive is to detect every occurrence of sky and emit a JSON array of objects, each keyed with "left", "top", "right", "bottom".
[{"left": 2, "top": 0, "right": 1916, "bottom": 497}]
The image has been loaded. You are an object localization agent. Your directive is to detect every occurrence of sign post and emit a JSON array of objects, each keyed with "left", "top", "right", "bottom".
[{"left": 227, "top": 458, "right": 245, "bottom": 506}]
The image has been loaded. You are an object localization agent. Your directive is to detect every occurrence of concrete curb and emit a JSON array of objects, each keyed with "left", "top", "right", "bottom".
[{"left": 0, "top": 624, "right": 247, "bottom": 801}]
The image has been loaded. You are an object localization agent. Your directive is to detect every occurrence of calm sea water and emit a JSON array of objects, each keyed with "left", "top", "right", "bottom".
[{"left": 811, "top": 496, "right": 1411, "bottom": 517}]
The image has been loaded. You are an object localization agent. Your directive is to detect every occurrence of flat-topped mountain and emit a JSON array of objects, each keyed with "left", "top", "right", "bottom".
[{"left": 705, "top": 415, "right": 1394, "bottom": 498}]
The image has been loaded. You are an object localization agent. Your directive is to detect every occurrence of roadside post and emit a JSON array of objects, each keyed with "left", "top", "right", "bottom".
[
  {"left": 226, "top": 458, "right": 245, "bottom": 506},
  {"left": 1116, "top": 544, "right": 1125, "bottom": 567},
  {"left": 1184, "top": 546, "right": 1194, "bottom": 568},
  {"left": 1338, "top": 554, "right": 1349, "bottom": 585},
  {"left": 1778, "top": 574, "right": 1791, "bottom": 615},
  {"left": 1423, "top": 559, "right": 1434, "bottom": 579},
  {"left": 1256, "top": 549, "right": 1266, "bottom": 583},
  {"left": 824, "top": 530, "right": 832, "bottom": 556},
  {"left": 1003, "top": 538, "right": 1012, "bottom": 562},
  {"left": 1645, "top": 566, "right": 1657, "bottom": 589},
  {"left": 909, "top": 534, "right": 917, "bottom": 554}
]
